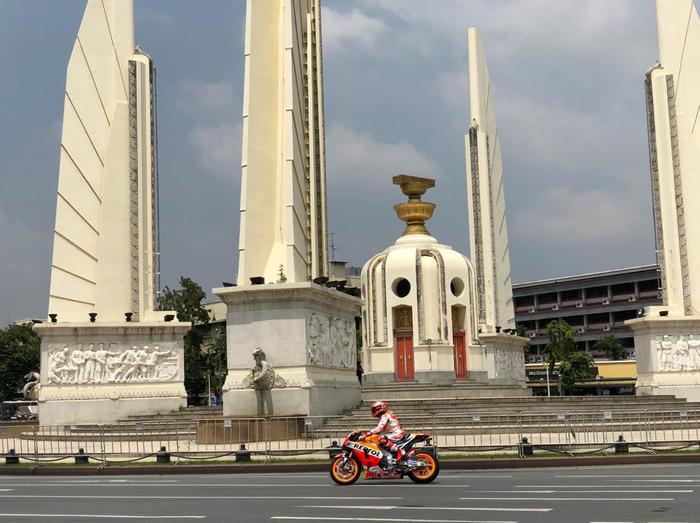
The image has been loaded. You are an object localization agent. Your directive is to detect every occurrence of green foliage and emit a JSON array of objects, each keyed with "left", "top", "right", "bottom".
[
  {"left": 593, "top": 335, "right": 628, "bottom": 361},
  {"left": 557, "top": 351, "right": 595, "bottom": 390},
  {"left": 157, "top": 277, "right": 209, "bottom": 325},
  {"left": 544, "top": 320, "right": 593, "bottom": 394},
  {"left": 277, "top": 264, "right": 287, "bottom": 284},
  {"left": 157, "top": 277, "right": 210, "bottom": 403},
  {"left": 0, "top": 323, "right": 41, "bottom": 402}
]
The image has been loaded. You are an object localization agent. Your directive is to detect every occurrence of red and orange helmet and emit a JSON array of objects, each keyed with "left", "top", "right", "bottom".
[{"left": 371, "top": 401, "right": 387, "bottom": 418}]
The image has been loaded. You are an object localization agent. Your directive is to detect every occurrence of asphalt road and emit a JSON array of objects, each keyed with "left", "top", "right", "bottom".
[{"left": 2, "top": 463, "right": 700, "bottom": 522}]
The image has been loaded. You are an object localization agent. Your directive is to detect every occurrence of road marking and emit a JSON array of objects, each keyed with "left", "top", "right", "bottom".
[
  {"left": 0, "top": 491, "right": 12, "bottom": 493},
  {"left": 298, "top": 506, "right": 551, "bottom": 513},
  {"left": 516, "top": 485, "right": 691, "bottom": 488},
  {"left": 0, "top": 483, "right": 470, "bottom": 489},
  {"left": 0, "top": 495, "right": 401, "bottom": 500},
  {"left": 479, "top": 490, "right": 692, "bottom": 494},
  {"left": 273, "top": 517, "right": 516, "bottom": 523},
  {"left": 614, "top": 479, "right": 695, "bottom": 483},
  {"left": 559, "top": 474, "right": 700, "bottom": 477},
  {"left": 440, "top": 475, "right": 512, "bottom": 478},
  {"left": 0, "top": 515, "right": 204, "bottom": 520},
  {"left": 459, "top": 496, "right": 674, "bottom": 501}
]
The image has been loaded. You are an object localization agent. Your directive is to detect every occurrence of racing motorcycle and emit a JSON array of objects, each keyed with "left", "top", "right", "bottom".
[{"left": 329, "top": 428, "right": 439, "bottom": 485}]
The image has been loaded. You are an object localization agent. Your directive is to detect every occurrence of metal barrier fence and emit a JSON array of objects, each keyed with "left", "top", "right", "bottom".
[{"left": 3, "top": 407, "right": 700, "bottom": 465}]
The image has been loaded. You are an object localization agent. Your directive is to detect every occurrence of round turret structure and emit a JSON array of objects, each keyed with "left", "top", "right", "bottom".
[{"left": 360, "top": 175, "right": 479, "bottom": 386}]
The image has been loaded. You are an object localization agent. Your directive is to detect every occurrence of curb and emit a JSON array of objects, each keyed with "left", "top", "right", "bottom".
[{"left": 3, "top": 453, "right": 700, "bottom": 476}]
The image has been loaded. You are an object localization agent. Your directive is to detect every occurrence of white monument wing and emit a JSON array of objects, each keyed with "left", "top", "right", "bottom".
[{"left": 465, "top": 27, "right": 515, "bottom": 330}]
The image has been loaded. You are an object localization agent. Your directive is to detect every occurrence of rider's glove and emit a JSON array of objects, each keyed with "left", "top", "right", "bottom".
[{"left": 363, "top": 432, "right": 372, "bottom": 440}]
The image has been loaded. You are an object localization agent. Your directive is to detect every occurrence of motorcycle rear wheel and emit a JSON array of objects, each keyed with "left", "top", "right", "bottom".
[
  {"left": 330, "top": 455, "right": 361, "bottom": 485},
  {"left": 407, "top": 451, "right": 439, "bottom": 484}
]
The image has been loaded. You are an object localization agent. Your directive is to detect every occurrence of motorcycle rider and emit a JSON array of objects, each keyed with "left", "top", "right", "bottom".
[{"left": 364, "top": 401, "right": 406, "bottom": 463}]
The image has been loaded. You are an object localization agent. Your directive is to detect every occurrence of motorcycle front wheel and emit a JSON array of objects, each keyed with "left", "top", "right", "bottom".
[
  {"left": 407, "top": 451, "right": 440, "bottom": 484},
  {"left": 330, "top": 455, "right": 362, "bottom": 485}
]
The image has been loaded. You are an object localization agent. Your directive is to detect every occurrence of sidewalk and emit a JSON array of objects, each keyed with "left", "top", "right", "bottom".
[{"left": 3, "top": 453, "right": 700, "bottom": 476}]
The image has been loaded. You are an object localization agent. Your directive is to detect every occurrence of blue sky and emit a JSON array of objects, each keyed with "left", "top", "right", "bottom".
[{"left": 0, "top": 1, "right": 663, "bottom": 324}]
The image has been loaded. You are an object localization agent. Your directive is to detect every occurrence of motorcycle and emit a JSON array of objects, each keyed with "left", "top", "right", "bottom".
[{"left": 330, "top": 428, "right": 440, "bottom": 485}]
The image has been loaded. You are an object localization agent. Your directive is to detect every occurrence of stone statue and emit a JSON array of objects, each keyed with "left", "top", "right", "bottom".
[
  {"left": 22, "top": 371, "right": 41, "bottom": 400},
  {"left": 251, "top": 347, "right": 274, "bottom": 390},
  {"left": 243, "top": 347, "right": 286, "bottom": 390}
]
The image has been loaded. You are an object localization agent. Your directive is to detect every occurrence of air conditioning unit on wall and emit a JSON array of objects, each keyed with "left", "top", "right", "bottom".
[
  {"left": 602, "top": 298, "right": 610, "bottom": 305},
  {"left": 528, "top": 307, "right": 536, "bottom": 313},
  {"left": 629, "top": 349, "right": 636, "bottom": 357},
  {"left": 576, "top": 301, "right": 583, "bottom": 308},
  {"left": 552, "top": 304, "right": 559, "bottom": 310},
  {"left": 628, "top": 295, "right": 637, "bottom": 302},
  {"left": 536, "top": 356, "right": 544, "bottom": 362},
  {"left": 603, "top": 324, "right": 611, "bottom": 331},
  {"left": 527, "top": 355, "right": 536, "bottom": 363},
  {"left": 577, "top": 326, "right": 585, "bottom": 334},
  {"left": 528, "top": 331, "right": 536, "bottom": 338}
]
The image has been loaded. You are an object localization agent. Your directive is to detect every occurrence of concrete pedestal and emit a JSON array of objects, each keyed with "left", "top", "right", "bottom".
[
  {"left": 34, "top": 322, "right": 189, "bottom": 426},
  {"left": 479, "top": 332, "right": 529, "bottom": 386},
  {"left": 628, "top": 309, "right": 700, "bottom": 401},
  {"left": 214, "top": 282, "right": 363, "bottom": 417}
]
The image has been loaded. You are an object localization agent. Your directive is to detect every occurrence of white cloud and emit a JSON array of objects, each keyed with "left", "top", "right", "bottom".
[
  {"left": 188, "top": 122, "right": 242, "bottom": 182},
  {"left": 326, "top": 123, "right": 442, "bottom": 184},
  {"left": 177, "top": 79, "right": 236, "bottom": 114},
  {"left": 511, "top": 186, "right": 646, "bottom": 243},
  {"left": 322, "top": 6, "right": 388, "bottom": 54}
]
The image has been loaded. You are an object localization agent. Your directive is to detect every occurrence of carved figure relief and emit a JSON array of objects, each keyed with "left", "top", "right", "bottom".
[
  {"left": 494, "top": 348, "right": 525, "bottom": 380},
  {"left": 241, "top": 348, "right": 286, "bottom": 389},
  {"left": 307, "top": 313, "right": 356, "bottom": 369},
  {"left": 47, "top": 343, "right": 178, "bottom": 385},
  {"left": 656, "top": 334, "right": 700, "bottom": 372}
]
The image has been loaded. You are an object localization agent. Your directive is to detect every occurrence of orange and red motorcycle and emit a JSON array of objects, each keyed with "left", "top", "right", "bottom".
[{"left": 330, "top": 428, "right": 439, "bottom": 485}]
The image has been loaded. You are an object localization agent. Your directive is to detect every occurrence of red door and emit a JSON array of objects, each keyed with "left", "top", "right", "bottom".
[
  {"left": 395, "top": 333, "right": 414, "bottom": 380},
  {"left": 453, "top": 331, "right": 467, "bottom": 379}
]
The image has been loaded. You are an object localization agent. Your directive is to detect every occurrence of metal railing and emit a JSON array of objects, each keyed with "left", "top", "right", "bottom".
[{"left": 3, "top": 407, "right": 700, "bottom": 465}]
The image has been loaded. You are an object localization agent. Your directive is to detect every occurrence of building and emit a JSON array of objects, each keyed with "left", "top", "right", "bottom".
[{"left": 513, "top": 264, "right": 662, "bottom": 361}]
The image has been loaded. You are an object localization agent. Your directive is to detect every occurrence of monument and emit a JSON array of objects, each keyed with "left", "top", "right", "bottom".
[
  {"left": 466, "top": 27, "right": 516, "bottom": 334},
  {"left": 215, "top": 0, "right": 362, "bottom": 417},
  {"left": 360, "top": 28, "right": 526, "bottom": 394},
  {"left": 35, "top": 0, "right": 188, "bottom": 425},
  {"left": 359, "top": 175, "right": 527, "bottom": 392},
  {"left": 628, "top": 0, "right": 700, "bottom": 401}
]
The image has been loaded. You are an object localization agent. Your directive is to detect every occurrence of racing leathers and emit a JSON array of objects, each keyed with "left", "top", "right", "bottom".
[{"left": 365, "top": 410, "right": 406, "bottom": 462}]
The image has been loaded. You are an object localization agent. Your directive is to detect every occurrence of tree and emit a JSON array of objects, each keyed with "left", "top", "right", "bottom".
[
  {"left": 157, "top": 277, "right": 210, "bottom": 404},
  {"left": 0, "top": 323, "right": 41, "bottom": 402},
  {"left": 544, "top": 320, "right": 593, "bottom": 395},
  {"left": 593, "top": 335, "right": 629, "bottom": 361}
]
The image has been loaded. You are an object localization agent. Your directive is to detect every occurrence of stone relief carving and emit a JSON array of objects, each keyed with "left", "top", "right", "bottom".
[
  {"left": 307, "top": 313, "right": 356, "bottom": 369},
  {"left": 494, "top": 349, "right": 525, "bottom": 380},
  {"left": 22, "top": 371, "right": 41, "bottom": 400},
  {"left": 656, "top": 334, "right": 700, "bottom": 372},
  {"left": 47, "top": 343, "right": 178, "bottom": 385},
  {"left": 241, "top": 348, "right": 286, "bottom": 390}
]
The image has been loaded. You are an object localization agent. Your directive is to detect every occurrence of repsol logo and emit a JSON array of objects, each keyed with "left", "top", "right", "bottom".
[{"left": 348, "top": 442, "right": 382, "bottom": 458}]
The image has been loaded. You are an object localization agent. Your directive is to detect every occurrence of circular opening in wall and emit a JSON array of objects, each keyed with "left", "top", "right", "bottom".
[
  {"left": 392, "top": 278, "right": 411, "bottom": 298},
  {"left": 450, "top": 277, "right": 465, "bottom": 297}
]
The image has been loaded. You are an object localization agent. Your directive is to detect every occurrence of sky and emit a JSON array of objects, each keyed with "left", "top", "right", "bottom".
[{"left": 0, "top": 0, "right": 666, "bottom": 325}]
